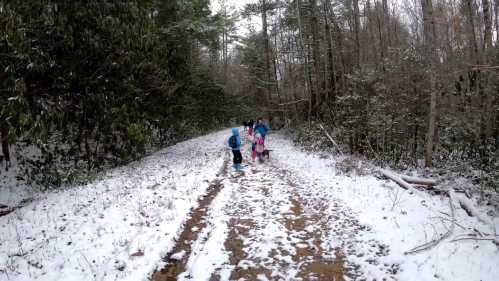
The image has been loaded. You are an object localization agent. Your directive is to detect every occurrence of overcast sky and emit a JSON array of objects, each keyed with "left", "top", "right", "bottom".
[
  {"left": 210, "top": 0, "right": 255, "bottom": 11},
  {"left": 210, "top": 0, "right": 263, "bottom": 38},
  {"left": 210, "top": 0, "right": 415, "bottom": 37}
]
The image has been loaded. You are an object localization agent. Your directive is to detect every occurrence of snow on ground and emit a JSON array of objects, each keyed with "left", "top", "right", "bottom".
[
  {"left": 175, "top": 135, "right": 397, "bottom": 281},
  {"left": 177, "top": 177, "right": 235, "bottom": 281},
  {"left": 0, "top": 129, "right": 232, "bottom": 281},
  {"left": 271, "top": 133, "right": 499, "bottom": 281},
  {"left": 177, "top": 144, "right": 334, "bottom": 280},
  {"left": 0, "top": 147, "right": 33, "bottom": 207},
  {"left": 1, "top": 129, "right": 498, "bottom": 281}
]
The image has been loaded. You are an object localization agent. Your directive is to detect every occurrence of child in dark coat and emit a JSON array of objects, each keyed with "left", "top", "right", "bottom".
[
  {"left": 254, "top": 118, "right": 268, "bottom": 139},
  {"left": 228, "top": 128, "right": 243, "bottom": 171},
  {"left": 248, "top": 119, "right": 254, "bottom": 136}
]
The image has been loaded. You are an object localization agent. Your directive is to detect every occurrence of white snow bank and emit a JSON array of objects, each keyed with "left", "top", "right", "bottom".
[
  {"left": 271, "top": 133, "right": 499, "bottom": 281},
  {"left": 0, "top": 145, "right": 34, "bottom": 207},
  {"left": 0, "top": 129, "right": 232, "bottom": 281}
]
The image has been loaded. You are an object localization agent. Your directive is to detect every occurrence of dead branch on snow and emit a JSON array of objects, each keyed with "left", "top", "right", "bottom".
[{"left": 404, "top": 192, "right": 456, "bottom": 255}]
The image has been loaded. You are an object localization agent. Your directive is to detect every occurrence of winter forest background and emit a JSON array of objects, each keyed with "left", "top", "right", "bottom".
[{"left": 0, "top": 0, "right": 498, "bottom": 192}]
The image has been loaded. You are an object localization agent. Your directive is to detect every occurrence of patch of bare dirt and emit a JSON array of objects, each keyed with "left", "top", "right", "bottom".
[
  {"left": 211, "top": 164, "right": 352, "bottom": 280},
  {"left": 224, "top": 218, "right": 274, "bottom": 280},
  {"left": 284, "top": 193, "right": 348, "bottom": 281}
]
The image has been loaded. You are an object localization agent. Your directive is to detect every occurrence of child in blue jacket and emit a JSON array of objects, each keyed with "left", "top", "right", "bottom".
[
  {"left": 254, "top": 118, "right": 268, "bottom": 139},
  {"left": 228, "top": 128, "right": 243, "bottom": 171}
]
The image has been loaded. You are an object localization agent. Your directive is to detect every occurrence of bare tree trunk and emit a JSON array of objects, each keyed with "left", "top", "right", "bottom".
[
  {"left": 421, "top": 0, "right": 439, "bottom": 168},
  {"left": 426, "top": 74, "right": 438, "bottom": 168},
  {"left": 0, "top": 127, "right": 10, "bottom": 171},
  {"left": 288, "top": 57, "right": 300, "bottom": 116},
  {"left": 494, "top": 1, "right": 499, "bottom": 140},
  {"left": 481, "top": 0, "right": 494, "bottom": 138},
  {"left": 494, "top": 0, "right": 499, "bottom": 40},
  {"left": 364, "top": 0, "right": 375, "bottom": 64},
  {"left": 482, "top": 0, "right": 493, "bottom": 52},
  {"left": 296, "top": 0, "right": 313, "bottom": 124},
  {"left": 221, "top": 1, "right": 228, "bottom": 82},
  {"left": 464, "top": 0, "right": 490, "bottom": 144},
  {"left": 272, "top": 20, "right": 283, "bottom": 105},
  {"left": 306, "top": 39, "right": 316, "bottom": 119},
  {"left": 288, "top": 37, "right": 300, "bottom": 116},
  {"left": 323, "top": 0, "right": 336, "bottom": 103},
  {"left": 464, "top": 0, "right": 480, "bottom": 64},
  {"left": 310, "top": 0, "right": 322, "bottom": 115},
  {"left": 329, "top": 4, "right": 347, "bottom": 91},
  {"left": 382, "top": 0, "right": 390, "bottom": 46},
  {"left": 261, "top": 0, "right": 273, "bottom": 107},
  {"left": 353, "top": 0, "right": 361, "bottom": 69},
  {"left": 282, "top": 27, "right": 299, "bottom": 118},
  {"left": 376, "top": 1, "right": 386, "bottom": 71}
]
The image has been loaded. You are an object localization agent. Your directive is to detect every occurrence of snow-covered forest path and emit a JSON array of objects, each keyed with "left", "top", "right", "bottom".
[
  {"left": 153, "top": 157, "right": 366, "bottom": 280},
  {"left": 1, "top": 129, "right": 498, "bottom": 281},
  {"left": 151, "top": 137, "right": 400, "bottom": 281}
]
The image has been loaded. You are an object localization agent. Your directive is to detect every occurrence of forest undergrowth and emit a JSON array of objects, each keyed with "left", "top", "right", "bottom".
[{"left": 291, "top": 122, "right": 499, "bottom": 213}]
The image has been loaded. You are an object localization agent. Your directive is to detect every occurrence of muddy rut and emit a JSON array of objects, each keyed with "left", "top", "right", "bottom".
[
  {"left": 151, "top": 180, "right": 224, "bottom": 281},
  {"left": 152, "top": 155, "right": 230, "bottom": 281}
]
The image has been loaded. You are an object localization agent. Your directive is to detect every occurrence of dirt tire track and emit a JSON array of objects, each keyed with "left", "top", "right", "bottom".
[{"left": 151, "top": 154, "right": 231, "bottom": 281}]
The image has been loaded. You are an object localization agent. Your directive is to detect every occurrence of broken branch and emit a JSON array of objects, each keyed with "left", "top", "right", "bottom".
[
  {"left": 404, "top": 192, "right": 456, "bottom": 255},
  {"left": 278, "top": 99, "right": 308, "bottom": 106},
  {"left": 449, "top": 237, "right": 498, "bottom": 243}
]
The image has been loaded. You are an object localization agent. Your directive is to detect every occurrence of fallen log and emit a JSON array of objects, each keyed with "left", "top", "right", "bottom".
[
  {"left": 454, "top": 193, "right": 495, "bottom": 226},
  {"left": 401, "top": 175, "right": 437, "bottom": 186},
  {"left": 0, "top": 203, "right": 23, "bottom": 217},
  {"left": 451, "top": 193, "right": 498, "bottom": 247},
  {"left": 379, "top": 169, "right": 414, "bottom": 191},
  {"left": 0, "top": 207, "right": 14, "bottom": 217},
  {"left": 378, "top": 168, "right": 499, "bottom": 251},
  {"left": 454, "top": 194, "right": 489, "bottom": 222}
]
